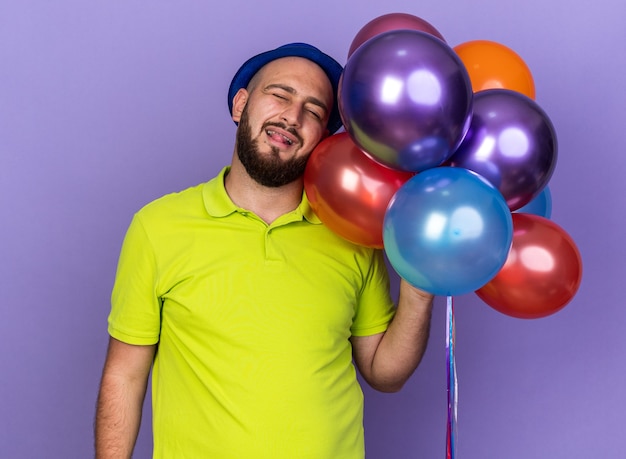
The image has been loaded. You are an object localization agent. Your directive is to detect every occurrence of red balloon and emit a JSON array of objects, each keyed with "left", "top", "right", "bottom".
[
  {"left": 476, "top": 214, "right": 582, "bottom": 319},
  {"left": 348, "top": 12, "right": 446, "bottom": 57},
  {"left": 304, "top": 132, "right": 414, "bottom": 248}
]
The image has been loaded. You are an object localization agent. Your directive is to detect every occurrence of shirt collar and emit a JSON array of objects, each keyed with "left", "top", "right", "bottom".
[{"left": 203, "top": 166, "right": 321, "bottom": 224}]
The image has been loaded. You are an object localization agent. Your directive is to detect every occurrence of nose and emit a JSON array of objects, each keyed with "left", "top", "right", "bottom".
[{"left": 280, "top": 103, "right": 303, "bottom": 127}]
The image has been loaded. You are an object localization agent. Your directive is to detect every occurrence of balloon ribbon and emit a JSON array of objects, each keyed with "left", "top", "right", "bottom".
[{"left": 446, "top": 295, "right": 458, "bottom": 458}]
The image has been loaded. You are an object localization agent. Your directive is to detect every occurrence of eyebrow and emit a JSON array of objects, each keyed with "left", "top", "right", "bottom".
[{"left": 264, "top": 83, "right": 329, "bottom": 115}]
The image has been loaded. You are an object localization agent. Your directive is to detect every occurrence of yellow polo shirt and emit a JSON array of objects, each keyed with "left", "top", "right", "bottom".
[{"left": 108, "top": 167, "right": 396, "bottom": 458}]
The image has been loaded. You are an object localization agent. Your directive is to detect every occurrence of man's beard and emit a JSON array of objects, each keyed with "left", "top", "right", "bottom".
[{"left": 235, "top": 108, "right": 310, "bottom": 188}]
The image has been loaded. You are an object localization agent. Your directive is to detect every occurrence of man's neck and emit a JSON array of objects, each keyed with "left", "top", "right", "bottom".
[{"left": 224, "top": 160, "right": 304, "bottom": 225}]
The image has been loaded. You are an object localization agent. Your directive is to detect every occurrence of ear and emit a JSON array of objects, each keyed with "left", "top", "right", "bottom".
[{"left": 231, "top": 88, "right": 248, "bottom": 123}]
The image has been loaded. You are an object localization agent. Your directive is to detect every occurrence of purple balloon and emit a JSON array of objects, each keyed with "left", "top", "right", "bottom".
[
  {"left": 339, "top": 30, "right": 473, "bottom": 172},
  {"left": 447, "top": 89, "right": 557, "bottom": 211}
]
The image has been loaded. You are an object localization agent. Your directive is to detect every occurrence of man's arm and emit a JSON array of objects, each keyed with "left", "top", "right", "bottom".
[
  {"left": 351, "top": 279, "right": 434, "bottom": 393},
  {"left": 95, "top": 337, "right": 156, "bottom": 459}
]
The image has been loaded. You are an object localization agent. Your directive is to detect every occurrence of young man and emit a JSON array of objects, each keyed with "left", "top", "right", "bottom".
[{"left": 95, "top": 42, "right": 433, "bottom": 459}]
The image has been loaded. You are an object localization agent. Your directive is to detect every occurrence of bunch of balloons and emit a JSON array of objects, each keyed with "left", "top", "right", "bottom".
[{"left": 304, "top": 13, "right": 582, "bottom": 318}]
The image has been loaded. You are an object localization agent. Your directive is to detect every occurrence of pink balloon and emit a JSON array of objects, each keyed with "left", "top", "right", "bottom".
[{"left": 348, "top": 13, "right": 446, "bottom": 57}]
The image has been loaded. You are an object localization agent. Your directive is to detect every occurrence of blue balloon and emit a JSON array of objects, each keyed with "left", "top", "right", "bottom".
[
  {"left": 383, "top": 167, "right": 513, "bottom": 296},
  {"left": 514, "top": 186, "right": 552, "bottom": 218}
]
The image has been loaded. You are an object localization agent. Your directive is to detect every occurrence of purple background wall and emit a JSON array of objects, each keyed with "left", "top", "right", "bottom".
[{"left": 1, "top": 1, "right": 624, "bottom": 457}]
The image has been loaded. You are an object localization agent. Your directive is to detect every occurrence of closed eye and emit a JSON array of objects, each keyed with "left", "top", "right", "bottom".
[
  {"left": 306, "top": 108, "right": 322, "bottom": 119},
  {"left": 264, "top": 84, "right": 328, "bottom": 122}
]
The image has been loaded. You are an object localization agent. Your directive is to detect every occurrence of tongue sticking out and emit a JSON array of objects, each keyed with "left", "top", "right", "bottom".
[{"left": 267, "top": 129, "right": 293, "bottom": 146}]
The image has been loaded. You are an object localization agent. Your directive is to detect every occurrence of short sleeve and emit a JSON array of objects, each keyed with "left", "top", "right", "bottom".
[
  {"left": 350, "top": 250, "right": 396, "bottom": 337},
  {"left": 107, "top": 214, "right": 162, "bottom": 345}
]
